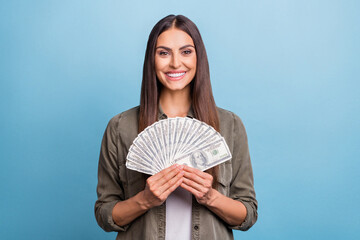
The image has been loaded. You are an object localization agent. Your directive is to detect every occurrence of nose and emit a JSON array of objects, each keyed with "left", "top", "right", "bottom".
[{"left": 169, "top": 53, "right": 181, "bottom": 69}]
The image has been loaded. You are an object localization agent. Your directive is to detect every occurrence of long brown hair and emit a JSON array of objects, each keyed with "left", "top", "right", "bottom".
[{"left": 139, "top": 15, "right": 220, "bottom": 185}]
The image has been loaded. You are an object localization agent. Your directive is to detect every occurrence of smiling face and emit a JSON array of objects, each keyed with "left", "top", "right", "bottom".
[{"left": 155, "top": 27, "right": 197, "bottom": 93}]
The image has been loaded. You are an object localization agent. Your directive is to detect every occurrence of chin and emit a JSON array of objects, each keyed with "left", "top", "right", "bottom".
[{"left": 167, "top": 84, "right": 190, "bottom": 92}]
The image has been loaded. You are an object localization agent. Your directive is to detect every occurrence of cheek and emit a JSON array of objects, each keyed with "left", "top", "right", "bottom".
[
  {"left": 155, "top": 56, "right": 163, "bottom": 68},
  {"left": 154, "top": 59, "right": 161, "bottom": 72},
  {"left": 184, "top": 57, "right": 197, "bottom": 71},
  {"left": 155, "top": 58, "right": 170, "bottom": 73}
]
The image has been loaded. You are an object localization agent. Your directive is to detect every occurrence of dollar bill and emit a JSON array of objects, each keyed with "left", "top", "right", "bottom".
[
  {"left": 173, "top": 137, "right": 232, "bottom": 171},
  {"left": 126, "top": 117, "right": 232, "bottom": 175}
]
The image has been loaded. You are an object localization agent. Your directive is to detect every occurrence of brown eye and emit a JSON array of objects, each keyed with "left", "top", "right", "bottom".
[
  {"left": 159, "top": 51, "right": 169, "bottom": 56},
  {"left": 183, "top": 50, "right": 192, "bottom": 55}
]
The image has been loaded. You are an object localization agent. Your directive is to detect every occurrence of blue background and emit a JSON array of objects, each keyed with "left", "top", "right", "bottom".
[{"left": 1, "top": 0, "right": 359, "bottom": 239}]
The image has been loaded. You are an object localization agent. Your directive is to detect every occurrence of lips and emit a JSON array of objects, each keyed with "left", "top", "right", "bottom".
[{"left": 165, "top": 71, "right": 186, "bottom": 80}]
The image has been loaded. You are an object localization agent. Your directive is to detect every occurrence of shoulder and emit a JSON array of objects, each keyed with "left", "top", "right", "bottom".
[
  {"left": 216, "top": 106, "right": 248, "bottom": 143},
  {"left": 107, "top": 106, "right": 140, "bottom": 132},
  {"left": 216, "top": 107, "right": 245, "bottom": 129}
]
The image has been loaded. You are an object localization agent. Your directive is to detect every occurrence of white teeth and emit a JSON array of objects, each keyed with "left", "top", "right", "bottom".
[{"left": 166, "top": 72, "right": 185, "bottom": 78}]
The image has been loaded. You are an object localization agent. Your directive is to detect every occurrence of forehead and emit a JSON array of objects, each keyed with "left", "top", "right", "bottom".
[{"left": 156, "top": 28, "right": 194, "bottom": 47}]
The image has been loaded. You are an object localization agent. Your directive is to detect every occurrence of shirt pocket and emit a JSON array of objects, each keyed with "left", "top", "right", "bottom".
[{"left": 217, "top": 161, "right": 232, "bottom": 196}]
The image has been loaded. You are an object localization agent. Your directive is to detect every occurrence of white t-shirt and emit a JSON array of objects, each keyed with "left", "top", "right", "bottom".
[{"left": 165, "top": 187, "right": 192, "bottom": 240}]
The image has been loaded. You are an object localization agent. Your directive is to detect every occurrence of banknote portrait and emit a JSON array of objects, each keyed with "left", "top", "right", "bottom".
[{"left": 190, "top": 150, "right": 208, "bottom": 168}]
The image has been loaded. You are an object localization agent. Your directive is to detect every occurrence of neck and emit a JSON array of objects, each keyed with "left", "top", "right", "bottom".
[{"left": 159, "top": 87, "right": 191, "bottom": 118}]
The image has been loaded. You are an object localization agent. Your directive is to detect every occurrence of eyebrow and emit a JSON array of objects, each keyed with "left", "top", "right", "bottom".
[{"left": 156, "top": 44, "right": 195, "bottom": 51}]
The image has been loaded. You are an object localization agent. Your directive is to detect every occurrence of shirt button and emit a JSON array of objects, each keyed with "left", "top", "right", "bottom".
[{"left": 194, "top": 225, "right": 199, "bottom": 230}]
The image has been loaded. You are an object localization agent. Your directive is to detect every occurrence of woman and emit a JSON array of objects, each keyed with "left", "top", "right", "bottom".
[{"left": 95, "top": 15, "right": 257, "bottom": 239}]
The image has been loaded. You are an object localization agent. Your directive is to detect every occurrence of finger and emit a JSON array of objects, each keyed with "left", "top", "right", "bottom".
[
  {"left": 147, "top": 165, "right": 184, "bottom": 198},
  {"left": 182, "top": 176, "right": 207, "bottom": 193},
  {"left": 148, "top": 165, "right": 181, "bottom": 188},
  {"left": 150, "top": 164, "right": 179, "bottom": 182},
  {"left": 183, "top": 165, "right": 210, "bottom": 179},
  {"left": 158, "top": 170, "right": 184, "bottom": 193},
  {"left": 183, "top": 171, "right": 206, "bottom": 186},
  {"left": 159, "top": 174, "right": 184, "bottom": 199},
  {"left": 154, "top": 165, "right": 184, "bottom": 188},
  {"left": 180, "top": 181, "right": 202, "bottom": 197},
  {"left": 183, "top": 165, "right": 213, "bottom": 187}
]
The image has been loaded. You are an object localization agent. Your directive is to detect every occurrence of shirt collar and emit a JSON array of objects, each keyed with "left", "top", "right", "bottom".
[{"left": 158, "top": 104, "right": 195, "bottom": 120}]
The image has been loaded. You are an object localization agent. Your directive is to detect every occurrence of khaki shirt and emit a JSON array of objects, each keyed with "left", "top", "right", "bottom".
[{"left": 95, "top": 106, "right": 258, "bottom": 240}]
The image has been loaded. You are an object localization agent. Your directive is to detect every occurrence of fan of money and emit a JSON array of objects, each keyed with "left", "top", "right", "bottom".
[{"left": 126, "top": 117, "right": 232, "bottom": 175}]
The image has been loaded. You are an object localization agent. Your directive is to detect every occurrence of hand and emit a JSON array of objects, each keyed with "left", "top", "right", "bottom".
[
  {"left": 180, "top": 165, "right": 217, "bottom": 206},
  {"left": 141, "top": 164, "right": 184, "bottom": 209}
]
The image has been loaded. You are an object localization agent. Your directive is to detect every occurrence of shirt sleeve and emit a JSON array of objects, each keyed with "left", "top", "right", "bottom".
[
  {"left": 228, "top": 113, "right": 258, "bottom": 231},
  {"left": 94, "top": 115, "right": 130, "bottom": 232}
]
